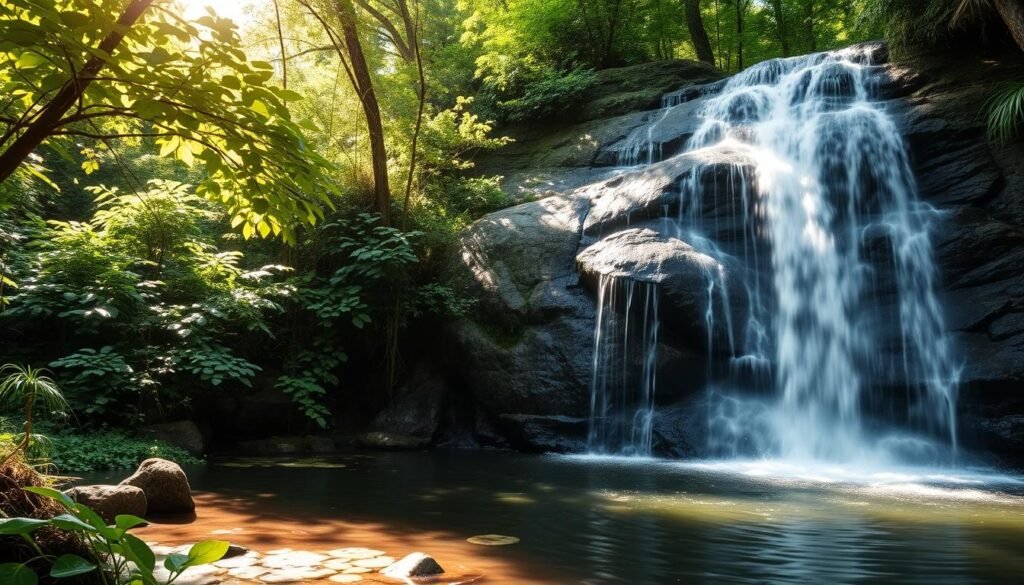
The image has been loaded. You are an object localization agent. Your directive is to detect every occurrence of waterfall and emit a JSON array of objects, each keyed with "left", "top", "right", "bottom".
[
  {"left": 588, "top": 275, "right": 660, "bottom": 456},
  {"left": 588, "top": 45, "right": 960, "bottom": 464}
]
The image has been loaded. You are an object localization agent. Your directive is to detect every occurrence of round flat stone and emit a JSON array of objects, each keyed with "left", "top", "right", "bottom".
[
  {"left": 327, "top": 548, "right": 385, "bottom": 560},
  {"left": 324, "top": 559, "right": 354, "bottom": 571},
  {"left": 342, "top": 567, "right": 372, "bottom": 574},
  {"left": 261, "top": 551, "right": 328, "bottom": 569},
  {"left": 351, "top": 556, "right": 395, "bottom": 569}
]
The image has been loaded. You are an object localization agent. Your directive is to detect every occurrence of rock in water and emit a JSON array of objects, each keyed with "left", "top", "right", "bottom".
[
  {"left": 381, "top": 552, "right": 444, "bottom": 578},
  {"left": 64, "top": 484, "right": 147, "bottom": 523},
  {"left": 120, "top": 458, "right": 195, "bottom": 513},
  {"left": 137, "top": 420, "right": 204, "bottom": 455},
  {"left": 358, "top": 363, "right": 448, "bottom": 450}
]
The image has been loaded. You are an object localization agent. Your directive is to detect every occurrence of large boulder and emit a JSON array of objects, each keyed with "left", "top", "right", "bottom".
[
  {"left": 448, "top": 192, "right": 596, "bottom": 443},
  {"left": 120, "top": 458, "right": 194, "bottom": 514},
  {"left": 137, "top": 420, "right": 204, "bottom": 456},
  {"left": 577, "top": 228, "right": 747, "bottom": 352},
  {"left": 64, "top": 484, "right": 147, "bottom": 523},
  {"left": 582, "top": 143, "right": 759, "bottom": 245},
  {"left": 358, "top": 364, "right": 449, "bottom": 450}
]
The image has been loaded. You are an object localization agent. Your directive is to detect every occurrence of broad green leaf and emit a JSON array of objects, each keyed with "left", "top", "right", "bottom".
[
  {"left": 50, "top": 554, "right": 97, "bottom": 578},
  {"left": 24, "top": 486, "right": 74, "bottom": 507},
  {"left": 0, "top": 563, "right": 38, "bottom": 585},
  {"left": 163, "top": 553, "right": 189, "bottom": 573},
  {"left": 276, "top": 89, "right": 303, "bottom": 102},
  {"left": 186, "top": 540, "right": 230, "bottom": 565},
  {"left": 50, "top": 513, "right": 98, "bottom": 533},
  {"left": 115, "top": 514, "right": 149, "bottom": 532},
  {"left": 123, "top": 534, "right": 156, "bottom": 572},
  {"left": 15, "top": 52, "right": 45, "bottom": 68},
  {"left": 251, "top": 99, "right": 269, "bottom": 118},
  {"left": 0, "top": 517, "right": 48, "bottom": 535},
  {"left": 73, "top": 502, "right": 119, "bottom": 540}
]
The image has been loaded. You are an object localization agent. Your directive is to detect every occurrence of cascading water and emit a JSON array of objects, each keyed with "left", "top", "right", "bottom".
[
  {"left": 588, "top": 275, "right": 661, "bottom": 456},
  {"left": 588, "top": 45, "right": 961, "bottom": 464}
]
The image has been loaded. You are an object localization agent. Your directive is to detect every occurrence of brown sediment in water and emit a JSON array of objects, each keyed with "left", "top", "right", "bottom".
[{"left": 135, "top": 492, "right": 565, "bottom": 584}]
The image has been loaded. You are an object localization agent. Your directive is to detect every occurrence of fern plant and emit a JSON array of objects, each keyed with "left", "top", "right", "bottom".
[{"left": 987, "top": 82, "right": 1024, "bottom": 143}]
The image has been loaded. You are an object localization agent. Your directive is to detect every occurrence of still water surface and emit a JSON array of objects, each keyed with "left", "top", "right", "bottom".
[{"left": 102, "top": 451, "right": 1024, "bottom": 584}]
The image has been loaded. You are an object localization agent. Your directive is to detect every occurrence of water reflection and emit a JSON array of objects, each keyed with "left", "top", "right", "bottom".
[{"left": 89, "top": 451, "right": 1024, "bottom": 585}]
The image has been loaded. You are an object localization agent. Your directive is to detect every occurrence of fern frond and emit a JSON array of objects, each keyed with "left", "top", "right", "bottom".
[{"left": 987, "top": 83, "right": 1024, "bottom": 143}]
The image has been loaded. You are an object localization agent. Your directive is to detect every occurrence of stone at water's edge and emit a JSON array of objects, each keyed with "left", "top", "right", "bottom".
[
  {"left": 64, "top": 484, "right": 147, "bottom": 523},
  {"left": 382, "top": 552, "right": 445, "bottom": 578},
  {"left": 357, "top": 362, "right": 448, "bottom": 450},
  {"left": 120, "top": 457, "right": 195, "bottom": 513}
]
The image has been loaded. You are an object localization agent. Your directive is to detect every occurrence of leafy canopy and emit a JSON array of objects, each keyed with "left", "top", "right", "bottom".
[{"left": 0, "top": 0, "right": 337, "bottom": 241}]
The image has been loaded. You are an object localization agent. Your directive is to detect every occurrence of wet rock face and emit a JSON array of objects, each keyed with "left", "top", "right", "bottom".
[
  {"left": 577, "top": 228, "right": 747, "bottom": 352},
  {"left": 889, "top": 51, "right": 1024, "bottom": 460}
]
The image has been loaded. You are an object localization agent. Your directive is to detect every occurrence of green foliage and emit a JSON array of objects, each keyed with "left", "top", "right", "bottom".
[
  {"left": 49, "top": 347, "right": 135, "bottom": 418},
  {"left": 275, "top": 375, "right": 331, "bottom": 429},
  {"left": 495, "top": 66, "right": 598, "bottom": 122},
  {"left": 0, "top": 364, "right": 67, "bottom": 465},
  {"left": 987, "top": 83, "right": 1024, "bottom": 143},
  {"left": 47, "top": 430, "right": 201, "bottom": 472},
  {"left": 173, "top": 343, "right": 261, "bottom": 388},
  {"left": 2, "top": 486, "right": 226, "bottom": 585},
  {"left": 0, "top": 0, "right": 338, "bottom": 241}
]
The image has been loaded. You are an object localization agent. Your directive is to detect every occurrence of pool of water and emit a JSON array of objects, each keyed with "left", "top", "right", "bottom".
[{"left": 92, "top": 451, "right": 1024, "bottom": 584}]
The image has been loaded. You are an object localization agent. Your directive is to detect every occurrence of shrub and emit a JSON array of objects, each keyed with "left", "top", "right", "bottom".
[
  {"left": 47, "top": 431, "right": 201, "bottom": 473},
  {"left": 496, "top": 66, "right": 598, "bottom": 123}
]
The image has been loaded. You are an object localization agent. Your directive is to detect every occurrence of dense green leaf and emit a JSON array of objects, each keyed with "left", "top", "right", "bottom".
[{"left": 50, "top": 554, "right": 97, "bottom": 578}]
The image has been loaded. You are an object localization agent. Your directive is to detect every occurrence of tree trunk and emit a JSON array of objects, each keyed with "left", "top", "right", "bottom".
[
  {"left": 994, "top": 0, "right": 1024, "bottom": 53},
  {"left": 685, "top": 0, "right": 716, "bottom": 65},
  {"left": 735, "top": 0, "right": 745, "bottom": 71},
  {"left": 335, "top": 0, "right": 392, "bottom": 226},
  {"left": 770, "top": 0, "right": 791, "bottom": 57},
  {"left": 804, "top": 0, "right": 816, "bottom": 52},
  {"left": 0, "top": 0, "right": 155, "bottom": 185}
]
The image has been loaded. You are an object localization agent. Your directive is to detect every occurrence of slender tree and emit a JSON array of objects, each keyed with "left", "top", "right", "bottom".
[
  {"left": 685, "top": 0, "right": 716, "bottom": 65},
  {"left": 735, "top": 0, "right": 751, "bottom": 70},
  {"left": 769, "top": 0, "right": 792, "bottom": 57},
  {"left": 803, "top": 0, "right": 816, "bottom": 52}
]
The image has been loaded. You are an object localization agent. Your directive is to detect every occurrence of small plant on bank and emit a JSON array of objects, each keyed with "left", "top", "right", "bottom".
[
  {"left": 0, "top": 486, "right": 228, "bottom": 585},
  {"left": 47, "top": 431, "right": 202, "bottom": 473},
  {"left": 0, "top": 365, "right": 67, "bottom": 467}
]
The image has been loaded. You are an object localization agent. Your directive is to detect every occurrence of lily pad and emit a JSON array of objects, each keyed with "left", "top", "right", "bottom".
[{"left": 466, "top": 534, "right": 520, "bottom": 546}]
